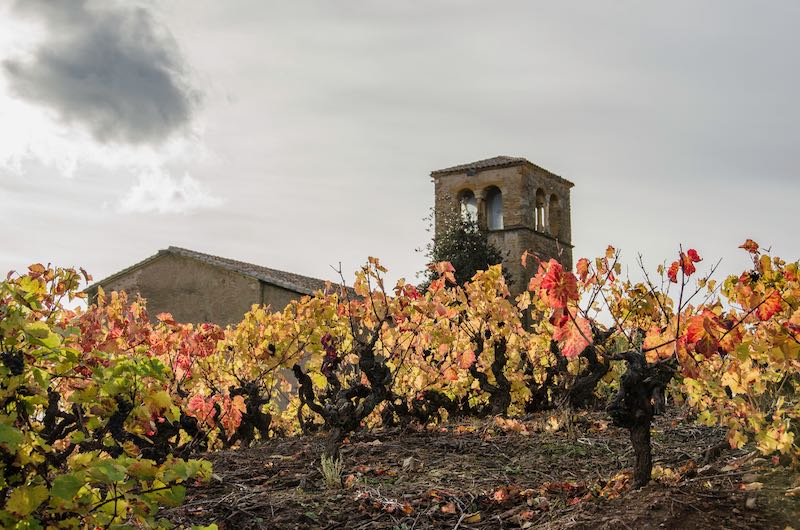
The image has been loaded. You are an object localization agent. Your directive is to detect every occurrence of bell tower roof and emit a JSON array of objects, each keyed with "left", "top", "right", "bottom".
[{"left": 431, "top": 155, "right": 574, "bottom": 187}]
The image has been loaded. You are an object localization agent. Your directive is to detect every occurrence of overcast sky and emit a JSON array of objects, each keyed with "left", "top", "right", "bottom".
[{"left": 1, "top": 0, "right": 797, "bottom": 290}]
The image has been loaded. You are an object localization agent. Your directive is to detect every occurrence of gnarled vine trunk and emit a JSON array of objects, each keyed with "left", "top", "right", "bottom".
[
  {"left": 469, "top": 335, "right": 511, "bottom": 416},
  {"left": 606, "top": 350, "right": 674, "bottom": 488},
  {"left": 293, "top": 330, "right": 392, "bottom": 459}
]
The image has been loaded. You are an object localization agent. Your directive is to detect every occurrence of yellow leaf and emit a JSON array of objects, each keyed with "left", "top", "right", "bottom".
[
  {"left": 147, "top": 390, "right": 173, "bottom": 411},
  {"left": 463, "top": 512, "right": 481, "bottom": 523},
  {"left": 6, "top": 484, "right": 49, "bottom": 516}
]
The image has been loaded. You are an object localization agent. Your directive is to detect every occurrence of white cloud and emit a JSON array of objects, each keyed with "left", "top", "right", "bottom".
[{"left": 119, "top": 169, "right": 222, "bottom": 214}]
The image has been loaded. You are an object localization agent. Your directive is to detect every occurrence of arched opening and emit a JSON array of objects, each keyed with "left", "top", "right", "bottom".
[
  {"left": 549, "top": 194, "right": 561, "bottom": 237},
  {"left": 486, "top": 187, "right": 503, "bottom": 230},
  {"left": 534, "top": 189, "right": 546, "bottom": 231},
  {"left": 457, "top": 189, "right": 478, "bottom": 222}
]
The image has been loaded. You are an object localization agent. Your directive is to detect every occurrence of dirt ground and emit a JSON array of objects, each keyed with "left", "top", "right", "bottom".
[{"left": 162, "top": 410, "right": 800, "bottom": 529}]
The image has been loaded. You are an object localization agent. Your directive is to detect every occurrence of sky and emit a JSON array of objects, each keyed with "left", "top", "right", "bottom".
[{"left": 1, "top": 0, "right": 797, "bottom": 291}]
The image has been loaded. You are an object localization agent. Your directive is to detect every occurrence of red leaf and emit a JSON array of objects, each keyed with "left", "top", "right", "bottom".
[
  {"left": 686, "top": 249, "right": 702, "bottom": 263},
  {"left": 667, "top": 261, "right": 680, "bottom": 283},
  {"left": 680, "top": 253, "right": 697, "bottom": 277},
  {"left": 553, "top": 316, "right": 593, "bottom": 359},
  {"left": 186, "top": 395, "right": 217, "bottom": 427},
  {"left": 540, "top": 260, "right": 579, "bottom": 309},
  {"left": 549, "top": 308, "right": 569, "bottom": 328}
]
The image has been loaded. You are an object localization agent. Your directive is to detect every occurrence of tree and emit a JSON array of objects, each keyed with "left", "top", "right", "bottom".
[{"left": 419, "top": 208, "right": 509, "bottom": 288}]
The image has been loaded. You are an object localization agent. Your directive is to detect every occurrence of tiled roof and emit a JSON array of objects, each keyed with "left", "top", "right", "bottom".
[
  {"left": 430, "top": 155, "right": 529, "bottom": 176},
  {"left": 165, "top": 247, "right": 338, "bottom": 295},
  {"left": 430, "top": 155, "right": 574, "bottom": 187},
  {"left": 88, "top": 246, "right": 344, "bottom": 296}
]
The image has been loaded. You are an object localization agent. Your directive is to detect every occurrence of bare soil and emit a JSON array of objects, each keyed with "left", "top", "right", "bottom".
[{"left": 162, "top": 410, "right": 799, "bottom": 529}]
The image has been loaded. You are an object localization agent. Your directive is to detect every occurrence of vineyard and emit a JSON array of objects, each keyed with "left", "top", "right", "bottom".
[{"left": 1, "top": 241, "right": 798, "bottom": 529}]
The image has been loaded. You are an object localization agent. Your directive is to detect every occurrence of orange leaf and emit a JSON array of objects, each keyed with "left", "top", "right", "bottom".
[
  {"left": 492, "top": 487, "right": 510, "bottom": 503},
  {"left": 756, "top": 291, "right": 782, "bottom": 321},
  {"left": 458, "top": 349, "right": 476, "bottom": 369},
  {"left": 739, "top": 239, "right": 759, "bottom": 254},
  {"left": 575, "top": 258, "right": 590, "bottom": 282},
  {"left": 28, "top": 263, "right": 46, "bottom": 277},
  {"left": 220, "top": 395, "right": 247, "bottom": 437}
]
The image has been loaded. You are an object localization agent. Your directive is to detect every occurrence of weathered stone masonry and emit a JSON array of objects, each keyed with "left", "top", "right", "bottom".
[{"left": 431, "top": 156, "right": 574, "bottom": 294}]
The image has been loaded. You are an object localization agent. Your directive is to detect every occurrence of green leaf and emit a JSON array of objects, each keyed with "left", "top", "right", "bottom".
[
  {"left": 126, "top": 461, "right": 158, "bottom": 481},
  {"left": 69, "top": 431, "right": 85, "bottom": 444},
  {"left": 87, "top": 460, "right": 126, "bottom": 484},
  {"left": 50, "top": 474, "right": 83, "bottom": 500},
  {"left": 154, "top": 485, "right": 186, "bottom": 507},
  {"left": 162, "top": 461, "right": 189, "bottom": 483},
  {"left": 30, "top": 333, "right": 61, "bottom": 349},
  {"left": 12, "top": 518, "right": 44, "bottom": 530},
  {"left": 24, "top": 322, "right": 50, "bottom": 339},
  {"left": 6, "top": 485, "right": 49, "bottom": 516},
  {"left": 0, "top": 423, "right": 24, "bottom": 451}
]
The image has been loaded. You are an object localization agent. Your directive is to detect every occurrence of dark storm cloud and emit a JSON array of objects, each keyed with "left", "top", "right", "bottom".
[{"left": 3, "top": 0, "right": 198, "bottom": 145}]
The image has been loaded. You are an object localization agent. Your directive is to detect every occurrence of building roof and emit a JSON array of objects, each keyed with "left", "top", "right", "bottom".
[
  {"left": 430, "top": 155, "right": 574, "bottom": 186},
  {"left": 87, "top": 246, "right": 343, "bottom": 297}
]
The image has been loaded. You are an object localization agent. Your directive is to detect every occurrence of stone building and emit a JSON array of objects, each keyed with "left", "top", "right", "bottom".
[
  {"left": 431, "top": 155, "right": 574, "bottom": 293},
  {"left": 85, "top": 246, "right": 338, "bottom": 325}
]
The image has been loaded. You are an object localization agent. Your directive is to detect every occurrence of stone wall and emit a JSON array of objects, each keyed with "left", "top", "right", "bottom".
[
  {"left": 87, "top": 254, "right": 263, "bottom": 325},
  {"left": 261, "top": 282, "right": 307, "bottom": 312}
]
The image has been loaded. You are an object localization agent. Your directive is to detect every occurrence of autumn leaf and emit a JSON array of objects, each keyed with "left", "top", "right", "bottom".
[
  {"left": 27, "top": 263, "right": 46, "bottom": 278},
  {"left": 458, "top": 349, "right": 476, "bottom": 369},
  {"left": 739, "top": 239, "right": 760, "bottom": 254},
  {"left": 219, "top": 395, "right": 247, "bottom": 437},
  {"left": 430, "top": 261, "right": 456, "bottom": 284},
  {"left": 492, "top": 486, "right": 511, "bottom": 502},
  {"left": 186, "top": 394, "right": 217, "bottom": 427},
  {"left": 6, "top": 484, "right": 49, "bottom": 516},
  {"left": 539, "top": 260, "right": 578, "bottom": 308},
  {"left": 157, "top": 312, "right": 178, "bottom": 326},
  {"left": 553, "top": 316, "right": 592, "bottom": 359},
  {"left": 667, "top": 261, "right": 680, "bottom": 283},
  {"left": 367, "top": 256, "right": 387, "bottom": 273},
  {"left": 548, "top": 307, "right": 569, "bottom": 328},
  {"left": 680, "top": 253, "right": 697, "bottom": 277},
  {"left": 756, "top": 291, "right": 782, "bottom": 321},
  {"left": 684, "top": 312, "right": 721, "bottom": 358},
  {"left": 575, "top": 258, "right": 590, "bottom": 282}
]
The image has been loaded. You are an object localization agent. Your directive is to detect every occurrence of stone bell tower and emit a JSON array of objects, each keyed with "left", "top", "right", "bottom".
[{"left": 430, "top": 155, "right": 574, "bottom": 294}]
